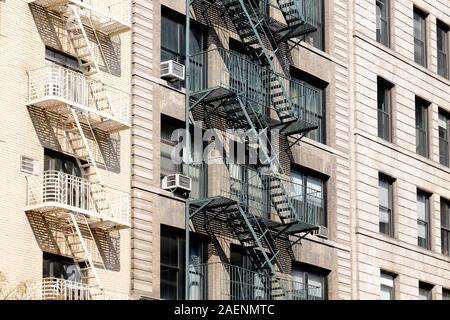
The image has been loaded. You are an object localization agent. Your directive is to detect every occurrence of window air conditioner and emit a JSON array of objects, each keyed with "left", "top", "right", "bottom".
[
  {"left": 312, "top": 226, "right": 329, "bottom": 239},
  {"left": 162, "top": 174, "right": 192, "bottom": 195},
  {"left": 160, "top": 60, "right": 185, "bottom": 82}
]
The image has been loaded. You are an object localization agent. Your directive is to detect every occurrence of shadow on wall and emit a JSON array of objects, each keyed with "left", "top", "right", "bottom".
[
  {"left": 26, "top": 212, "right": 121, "bottom": 272},
  {"left": 27, "top": 106, "right": 121, "bottom": 173},
  {"left": 29, "top": 3, "right": 122, "bottom": 77}
]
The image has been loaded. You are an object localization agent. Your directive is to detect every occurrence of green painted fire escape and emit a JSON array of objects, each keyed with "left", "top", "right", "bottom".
[{"left": 186, "top": 0, "right": 321, "bottom": 299}]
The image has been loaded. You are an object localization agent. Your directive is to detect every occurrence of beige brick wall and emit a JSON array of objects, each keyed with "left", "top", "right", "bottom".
[{"left": 0, "top": 0, "right": 131, "bottom": 295}]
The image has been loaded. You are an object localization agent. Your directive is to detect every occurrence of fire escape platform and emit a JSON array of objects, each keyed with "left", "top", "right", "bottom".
[
  {"left": 28, "top": 0, "right": 131, "bottom": 36},
  {"left": 26, "top": 97, "right": 130, "bottom": 133},
  {"left": 266, "top": 17, "right": 318, "bottom": 42},
  {"left": 190, "top": 196, "right": 237, "bottom": 213},
  {"left": 25, "top": 203, "right": 130, "bottom": 230},
  {"left": 266, "top": 219, "right": 319, "bottom": 235}
]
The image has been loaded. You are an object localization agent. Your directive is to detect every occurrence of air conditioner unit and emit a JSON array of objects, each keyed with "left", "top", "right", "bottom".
[
  {"left": 160, "top": 60, "right": 185, "bottom": 82},
  {"left": 312, "top": 226, "right": 329, "bottom": 239},
  {"left": 162, "top": 174, "right": 192, "bottom": 194}
]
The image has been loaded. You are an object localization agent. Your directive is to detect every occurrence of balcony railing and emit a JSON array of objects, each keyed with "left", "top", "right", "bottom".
[
  {"left": 27, "top": 64, "right": 130, "bottom": 128},
  {"left": 26, "top": 277, "right": 127, "bottom": 300},
  {"left": 29, "top": 0, "right": 131, "bottom": 34},
  {"left": 26, "top": 170, "right": 131, "bottom": 227},
  {"left": 190, "top": 162, "right": 324, "bottom": 226},
  {"left": 189, "top": 48, "right": 321, "bottom": 124},
  {"left": 188, "top": 262, "right": 323, "bottom": 300}
]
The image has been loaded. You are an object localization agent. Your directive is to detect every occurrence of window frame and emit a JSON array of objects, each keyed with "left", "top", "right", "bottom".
[
  {"left": 413, "top": 8, "right": 428, "bottom": 67},
  {"left": 306, "top": 0, "right": 325, "bottom": 51},
  {"left": 419, "top": 282, "right": 433, "bottom": 300},
  {"left": 380, "top": 270, "right": 396, "bottom": 300},
  {"left": 441, "top": 199, "right": 450, "bottom": 256},
  {"left": 417, "top": 190, "right": 431, "bottom": 250},
  {"left": 379, "top": 173, "right": 394, "bottom": 237},
  {"left": 377, "top": 77, "right": 393, "bottom": 142},
  {"left": 415, "top": 97, "right": 430, "bottom": 158},
  {"left": 291, "top": 263, "right": 329, "bottom": 300},
  {"left": 439, "top": 109, "right": 450, "bottom": 167},
  {"left": 376, "top": 0, "right": 390, "bottom": 47},
  {"left": 437, "top": 21, "right": 449, "bottom": 79}
]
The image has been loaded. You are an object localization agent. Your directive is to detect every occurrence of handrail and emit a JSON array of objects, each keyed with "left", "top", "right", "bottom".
[
  {"left": 188, "top": 262, "right": 323, "bottom": 300},
  {"left": 27, "top": 63, "right": 130, "bottom": 124},
  {"left": 26, "top": 170, "right": 131, "bottom": 226}
]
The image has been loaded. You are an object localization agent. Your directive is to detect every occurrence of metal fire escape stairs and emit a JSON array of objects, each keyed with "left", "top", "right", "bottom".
[
  {"left": 189, "top": 0, "right": 319, "bottom": 299},
  {"left": 55, "top": 4, "right": 116, "bottom": 293}
]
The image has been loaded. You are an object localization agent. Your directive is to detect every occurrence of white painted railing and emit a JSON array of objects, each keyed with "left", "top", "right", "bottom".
[
  {"left": 26, "top": 171, "right": 130, "bottom": 226},
  {"left": 26, "top": 277, "right": 128, "bottom": 300},
  {"left": 27, "top": 63, "right": 130, "bottom": 124},
  {"left": 75, "top": 0, "right": 131, "bottom": 27}
]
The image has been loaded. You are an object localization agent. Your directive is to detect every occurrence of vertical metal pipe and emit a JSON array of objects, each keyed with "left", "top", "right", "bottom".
[{"left": 184, "top": 0, "right": 191, "bottom": 301}]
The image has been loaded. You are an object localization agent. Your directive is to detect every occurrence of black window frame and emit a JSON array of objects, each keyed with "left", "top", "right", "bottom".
[
  {"left": 441, "top": 199, "right": 450, "bottom": 256},
  {"left": 413, "top": 8, "right": 428, "bottom": 67},
  {"left": 437, "top": 21, "right": 450, "bottom": 79},
  {"left": 415, "top": 97, "right": 430, "bottom": 158},
  {"left": 379, "top": 173, "right": 394, "bottom": 237},
  {"left": 377, "top": 77, "right": 393, "bottom": 142},
  {"left": 439, "top": 109, "right": 450, "bottom": 167},
  {"left": 419, "top": 282, "right": 433, "bottom": 300},
  {"left": 376, "top": 0, "right": 390, "bottom": 47},
  {"left": 417, "top": 189, "right": 431, "bottom": 250},
  {"left": 160, "top": 225, "right": 207, "bottom": 300}
]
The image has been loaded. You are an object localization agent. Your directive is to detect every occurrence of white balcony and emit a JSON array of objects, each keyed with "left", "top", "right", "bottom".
[
  {"left": 26, "top": 277, "right": 128, "bottom": 300},
  {"left": 27, "top": 64, "right": 130, "bottom": 133},
  {"left": 29, "top": 0, "right": 131, "bottom": 35},
  {"left": 26, "top": 171, "right": 131, "bottom": 229}
]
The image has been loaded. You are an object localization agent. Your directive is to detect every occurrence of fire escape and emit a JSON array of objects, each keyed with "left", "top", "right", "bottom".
[
  {"left": 24, "top": 0, "right": 131, "bottom": 300},
  {"left": 186, "top": 0, "right": 323, "bottom": 300}
]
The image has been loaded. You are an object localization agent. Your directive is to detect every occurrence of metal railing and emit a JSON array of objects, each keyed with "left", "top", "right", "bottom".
[
  {"left": 188, "top": 262, "right": 323, "bottom": 300},
  {"left": 27, "top": 63, "right": 130, "bottom": 124},
  {"left": 189, "top": 48, "right": 321, "bottom": 123},
  {"left": 190, "top": 162, "right": 323, "bottom": 225},
  {"left": 26, "top": 277, "right": 128, "bottom": 300},
  {"left": 26, "top": 170, "right": 131, "bottom": 226},
  {"left": 268, "top": 0, "right": 321, "bottom": 29}
]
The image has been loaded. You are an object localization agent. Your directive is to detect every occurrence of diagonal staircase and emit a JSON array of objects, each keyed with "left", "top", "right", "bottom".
[{"left": 61, "top": 213, "right": 105, "bottom": 294}]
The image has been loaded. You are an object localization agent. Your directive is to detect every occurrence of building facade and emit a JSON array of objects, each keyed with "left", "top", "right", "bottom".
[{"left": 1, "top": 0, "right": 450, "bottom": 301}]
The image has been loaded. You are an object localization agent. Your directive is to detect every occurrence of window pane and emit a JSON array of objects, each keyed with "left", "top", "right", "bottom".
[
  {"left": 376, "top": 0, "right": 389, "bottom": 46},
  {"left": 413, "top": 10, "right": 427, "bottom": 66},
  {"left": 416, "top": 100, "right": 428, "bottom": 157},
  {"left": 379, "top": 179, "right": 390, "bottom": 208},
  {"left": 443, "top": 289, "right": 450, "bottom": 300},
  {"left": 419, "top": 285, "right": 432, "bottom": 300},
  {"left": 377, "top": 80, "right": 391, "bottom": 141},
  {"left": 307, "top": 273, "right": 323, "bottom": 299},
  {"left": 305, "top": 0, "right": 324, "bottom": 50},
  {"left": 161, "top": 266, "right": 179, "bottom": 300},
  {"left": 161, "top": 16, "right": 179, "bottom": 54},
  {"left": 417, "top": 193, "right": 427, "bottom": 221}
]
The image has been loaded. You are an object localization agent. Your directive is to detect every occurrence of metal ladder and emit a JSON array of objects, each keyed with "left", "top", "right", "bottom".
[
  {"left": 222, "top": 0, "right": 297, "bottom": 123},
  {"left": 64, "top": 4, "right": 113, "bottom": 115},
  {"left": 62, "top": 213, "right": 105, "bottom": 294}
]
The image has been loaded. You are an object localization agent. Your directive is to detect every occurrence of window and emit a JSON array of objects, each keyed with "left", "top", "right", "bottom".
[
  {"left": 291, "top": 169, "right": 327, "bottom": 227},
  {"left": 376, "top": 0, "right": 390, "bottom": 46},
  {"left": 419, "top": 282, "right": 433, "bottom": 300},
  {"left": 439, "top": 110, "right": 450, "bottom": 167},
  {"left": 292, "top": 264, "right": 328, "bottom": 300},
  {"left": 160, "top": 116, "right": 184, "bottom": 177},
  {"left": 290, "top": 69, "right": 327, "bottom": 144},
  {"left": 305, "top": 0, "right": 324, "bottom": 51},
  {"left": 45, "top": 47, "right": 85, "bottom": 73},
  {"left": 43, "top": 253, "right": 81, "bottom": 283},
  {"left": 377, "top": 78, "right": 393, "bottom": 141},
  {"left": 417, "top": 190, "right": 431, "bottom": 249},
  {"left": 380, "top": 271, "right": 395, "bottom": 300},
  {"left": 413, "top": 8, "right": 427, "bottom": 67},
  {"left": 415, "top": 97, "right": 429, "bottom": 157},
  {"left": 160, "top": 226, "right": 206, "bottom": 300},
  {"left": 437, "top": 21, "right": 449, "bottom": 79},
  {"left": 441, "top": 199, "right": 450, "bottom": 256},
  {"left": 161, "top": 9, "right": 205, "bottom": 87},
  {"left": 443, "top": 289, "right": 450, "bottom": 300},
  {"left": 379, "top": 174, "right": 394, "bottom": 236}
]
